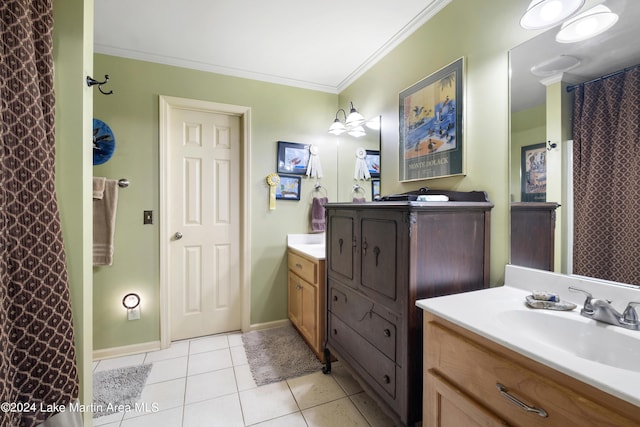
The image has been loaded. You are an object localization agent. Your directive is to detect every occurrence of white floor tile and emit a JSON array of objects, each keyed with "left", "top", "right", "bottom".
[
  {"left": 233, "top": 364, "right": 258, "bottom": 391},
  {"left": 120, "top": 406, "right": 183, "bottom": 427},
  {"left": 350, "top": 392, "right": 396, "bottom": 427},
  {"left": 145, "top": 356, "right": 188, "bottom": 384},
  {"left": 287, "top": 371, "right": 346, "bottom": 410},
  {"left": 132, "top": 378, "right": 186, "bottom": 415},
  {"left": 330, "top": 362, "right": 364, "bottom": 396},
  {"left": 302, "top": 397, "right": 370, "bottom": 427},
  {"left": 249, "top": 411, "right": 308, "bottom": 427},
  {"left": 92, "top": 410, "right": 124, "bottom": 426},
  {"left": 230, "top": 344, "right": 249, "bottom": 365},
  {"left": 187, "top": 348, "right": 233, "bottom": 376},
  {"left": 185, "top": 367, "right": 237, "bottom": 405},
  {"left": 227, "top": 332, "right": 244, "bottom": 347},
  {"left": 239, "top": 381, "right": 299, "bottom": 425},
  {"left": 189, "top": 335, "right": 229, "bottom": 354},
  {"left": 183, "top": 393, "right": 244, "bottom": 427},
  {"left": 144, "top": 340, "right": 190, "bottom": 363}
]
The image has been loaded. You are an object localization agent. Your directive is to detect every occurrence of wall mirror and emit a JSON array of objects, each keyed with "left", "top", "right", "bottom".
[
  {"left": 334, "top": 116, "right": 381, "bottom": 202},
  {"left": 509, "top": 0, "right": 640, "bottom": 281}
]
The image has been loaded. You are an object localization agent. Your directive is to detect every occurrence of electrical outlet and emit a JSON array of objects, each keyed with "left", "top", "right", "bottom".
[
  {"left": 128, "top": 307, "right": 141, "bottom": 320},
  {"left": 143, "top": 210, "right": 153, "bottom": 224}
]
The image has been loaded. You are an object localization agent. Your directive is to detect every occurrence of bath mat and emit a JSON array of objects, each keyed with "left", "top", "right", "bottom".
[
  {"left": 242, "top": 324, "right": 322, "bottom": 386},
  {"left": 92, "top": 364, "right": 153, "bottom": 418}
]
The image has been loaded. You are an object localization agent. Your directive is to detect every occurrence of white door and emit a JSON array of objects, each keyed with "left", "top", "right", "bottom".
[{"left": 167, "top": 106, "right": 241, "bottom": 340}]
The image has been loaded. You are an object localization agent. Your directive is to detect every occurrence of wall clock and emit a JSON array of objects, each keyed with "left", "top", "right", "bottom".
[{"left": 93, "top": 118, "right": 116, "bottom": 165}]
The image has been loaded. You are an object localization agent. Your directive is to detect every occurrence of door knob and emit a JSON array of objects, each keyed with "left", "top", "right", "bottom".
[{"left": 174, "top": 232, "right": 183, "bottom": 240}]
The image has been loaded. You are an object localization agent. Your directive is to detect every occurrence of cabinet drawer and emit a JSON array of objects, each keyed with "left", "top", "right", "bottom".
[
  {"left": 288, "top": 251, "right": 317, "bottom": 284},
  {"left": 426, "top": 321, "right": 637, "bottom": 427},
  {"left": 329, "top": 282, "right": 397, "bottom": 361},
  {"left": 329, "top": 314, "right": 397, "bottom": 400}
]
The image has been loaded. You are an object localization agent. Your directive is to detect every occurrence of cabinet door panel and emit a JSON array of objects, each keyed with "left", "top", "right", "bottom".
[
  {"left": 360, "top": 216, "right": 398, "bottom": 300},
  {"left": 328, "top": 212, "right": 355, "bottom": 282},
  {"left": 425, "top": 370, "right": 507, "bottom": 427}
]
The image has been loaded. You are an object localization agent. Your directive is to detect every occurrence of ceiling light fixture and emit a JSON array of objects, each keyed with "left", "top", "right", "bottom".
[
  {"left": 329, "top": 102, "right": 366, "bottom": 138},
  {"left": 530, "top": 54, "right": 582, "bottom": 77},
  {"left": 555, "top": 5, "right": 619, "bottom": 43},
  {"left": 520, "top": 0, "right": 585, "bottom": 30}
]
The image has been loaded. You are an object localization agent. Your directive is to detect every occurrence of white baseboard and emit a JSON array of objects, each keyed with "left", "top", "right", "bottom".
[
  {"left": 245, "top": 318, "right": 290, "bottom": 332},
  {"left": 93, "top": 340, "right": 161, "bottom": 361},
  {"left": 93, "top": 320, "right": 291, "bottom": 360}
]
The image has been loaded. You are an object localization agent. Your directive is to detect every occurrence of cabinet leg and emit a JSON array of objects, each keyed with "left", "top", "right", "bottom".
[{"left": 322, "top": 348, "right": 332, "bottom": 374}]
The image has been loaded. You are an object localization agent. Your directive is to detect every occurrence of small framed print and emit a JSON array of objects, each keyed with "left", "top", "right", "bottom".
[
  {"left": 520, "top": 143, "right": 546, "bottom": 202},
  {"left": 276, "top": 175, "right": 301, "bottom": 200},
  {"left": 277, "top": 141, "right": 310, "bottom": 175}
]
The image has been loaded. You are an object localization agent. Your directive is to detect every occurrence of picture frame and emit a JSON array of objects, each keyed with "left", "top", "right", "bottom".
[
  {"left": 277, "top": 141, "right": 310, "bottom": 175},
  {"left": 371, "top": 179, "right": 381, "bottom": 200},
  {"left": 365, "top": 150, "right": 380, "bottom": 178},
  {"left": 276, "top": 175, "right": 301, "bottom": 201},
  {"left": 399, "top": 57, "right": 464, "bottom": 181},
  {"left": 520, "top": 143, "right": 546, "bottom": 202}
]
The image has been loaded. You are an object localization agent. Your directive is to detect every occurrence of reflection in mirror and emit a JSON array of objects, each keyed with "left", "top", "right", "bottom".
[
  {"left": 335, "top": 116, "right": 381, "bottom": 202},
  {"left": 509, "top": 0, "right": 640, "bottom": 284}
]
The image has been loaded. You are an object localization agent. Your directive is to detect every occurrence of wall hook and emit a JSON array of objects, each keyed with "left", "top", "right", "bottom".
[
  {"left": 86, "top": 74, "right": 113, "bottom": 95},
  {"left": 546, "top": 140, "right": 558, "bottom": 151}
]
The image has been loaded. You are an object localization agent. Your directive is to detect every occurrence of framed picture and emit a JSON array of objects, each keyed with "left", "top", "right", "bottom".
[
  {"left": 365, "top": 150, "right": 380, "bottom": 178},
  {"left": 520, "top": 143, "right": 546, "bottom": 202},
  {"left": 276, "top": 175, "right": 301, "bottom": 201},
  {"left": 399, "top": 57, "right": 464, "bottom": 181},
  {"left": 371, "top": 179, "right": 381, "bottom": 200},
  {"left": 277, "top": 141, "right": 310, "bottom": 175}
]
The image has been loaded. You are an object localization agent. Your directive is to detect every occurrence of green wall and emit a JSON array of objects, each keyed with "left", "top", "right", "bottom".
[
  {"left": 53, "top": 0, "right": 94, "bottom": 422},
  {"left": 92, "top": 55, "right": 337, "bottom": 350},
  {"left": 511, "top": 104, "right": 546, "bottom": 201},
  {"left": 93, "top": 0, "right": 544, "bottom": 351}
]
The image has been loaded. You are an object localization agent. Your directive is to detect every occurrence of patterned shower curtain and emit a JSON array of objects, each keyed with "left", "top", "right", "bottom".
[
  {"left": 0, "top": 1, "right": 79, "bottom": 426},
  {"left": 573, "top": 67, "right": 640, "bottom": 284}
]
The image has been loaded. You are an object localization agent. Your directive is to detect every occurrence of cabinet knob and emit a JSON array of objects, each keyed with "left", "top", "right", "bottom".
[
  {"left": 332, "top": 329, "right": 338, "bottom": 335},
  {"left": 295, "top": 263, "right": 303, "bottom": 269},
  {"left": 383, "top": 328, "right": 391, "bottom": 337},
  {"left": 383, "top": 375, "right": 390, "bottom": 384},
  {"left": 333, "top": 295, "right": 338, "bottom": 302}
]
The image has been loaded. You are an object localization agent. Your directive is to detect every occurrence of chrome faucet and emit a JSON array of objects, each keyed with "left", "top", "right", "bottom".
[{"left": 568, "top": 287, "right": 640, "bottom": 331}]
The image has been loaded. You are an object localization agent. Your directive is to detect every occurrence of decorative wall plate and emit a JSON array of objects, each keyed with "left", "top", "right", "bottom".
[{"left": 93, "top": 118, "right": 116, "bottom": 165}]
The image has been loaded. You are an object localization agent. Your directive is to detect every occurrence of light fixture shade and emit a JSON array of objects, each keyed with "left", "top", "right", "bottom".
[
  {"left": 347, "top": 126, "right": 366, "bottom": 138},
  {"left": 345, "top": 102, "right": 365, "bottom": 127},
  {"left": 520, "top": 0, "right": 585, "bottom": 30},
  {"left": 328, "top": 119, "right": 346, "bottom": 135},
  {"left": 555, "top": 5, "right": 618, "bottom": 43},
  {"left": 122, "top": 293, "right": 141, "bottom": 309}
]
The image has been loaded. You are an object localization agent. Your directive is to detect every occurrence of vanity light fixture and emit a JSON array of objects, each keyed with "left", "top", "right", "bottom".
[
  {"left": 555, "top": 5, "right": 619, "bottom": 43},
  {"left": 520, "top": 0, "right": 585, "bottom": 30},
  {"left": 329, "top": 102, "right": 367, "bottom": 137}
]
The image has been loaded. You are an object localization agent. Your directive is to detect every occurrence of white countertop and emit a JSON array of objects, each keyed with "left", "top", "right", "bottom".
[
  {"left": 416, "top": 265, "right": 640, "bottom": 408},
  {"left": 287, "top": 233, "right": 325, "bottom": 260}
]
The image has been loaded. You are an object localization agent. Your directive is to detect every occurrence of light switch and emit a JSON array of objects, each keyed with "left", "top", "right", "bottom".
[{"left": 143, "top": 210, "right": 153, "bottom": 224}]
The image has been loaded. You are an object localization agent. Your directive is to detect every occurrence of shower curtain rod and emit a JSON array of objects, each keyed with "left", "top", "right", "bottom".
[{"left": 567, "top": 63, "right": 640, "bottom": 92}]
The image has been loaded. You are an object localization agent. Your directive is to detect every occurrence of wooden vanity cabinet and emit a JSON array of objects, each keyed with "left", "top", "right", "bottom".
[
  {"left": 287, "top": 248, "right": 325, "bottom": 361},
  {"left": 423, "top": 312, "right": 640, "bottom": 427},
  {"left": 324, "top": 197, "right": 493, "bottom": 426},
  {"left": 510, "top": 202, "right": 560, "bottom": 271}
]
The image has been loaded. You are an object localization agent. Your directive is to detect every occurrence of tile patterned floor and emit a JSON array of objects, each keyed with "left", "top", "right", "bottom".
[{"left": 93, "top": 331, "right": 396, "bottom": 426}]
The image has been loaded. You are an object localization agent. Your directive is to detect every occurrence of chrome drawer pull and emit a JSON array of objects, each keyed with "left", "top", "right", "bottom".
[{"left": 496, "top": 383, "right": 548, "bottom": 418}]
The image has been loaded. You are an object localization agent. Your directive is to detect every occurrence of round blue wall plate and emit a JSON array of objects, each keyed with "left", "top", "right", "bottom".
[{"left": 93, "top": 118, "right": 116, "bottom": 165}]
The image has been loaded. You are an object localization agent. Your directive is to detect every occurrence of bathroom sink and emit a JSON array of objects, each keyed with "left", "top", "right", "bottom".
[{"left": 496, "top": 309, "right": 640, "bottom": 372}]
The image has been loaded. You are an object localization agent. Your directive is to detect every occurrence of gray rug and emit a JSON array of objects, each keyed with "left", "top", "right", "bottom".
[
  {"left": 92, "top": 364, "right": 153, "bottom": 418},
  {"left": 242, "top": 325, "right": 322, "bottom": 386}
]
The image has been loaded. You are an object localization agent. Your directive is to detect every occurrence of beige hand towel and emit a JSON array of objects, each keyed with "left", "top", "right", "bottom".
[
  {"left": 93, "top": 176, "right": 106, "bottom": 199},
  {"left": 93, "top": 179, "right": 119, "bottom": 266}
]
